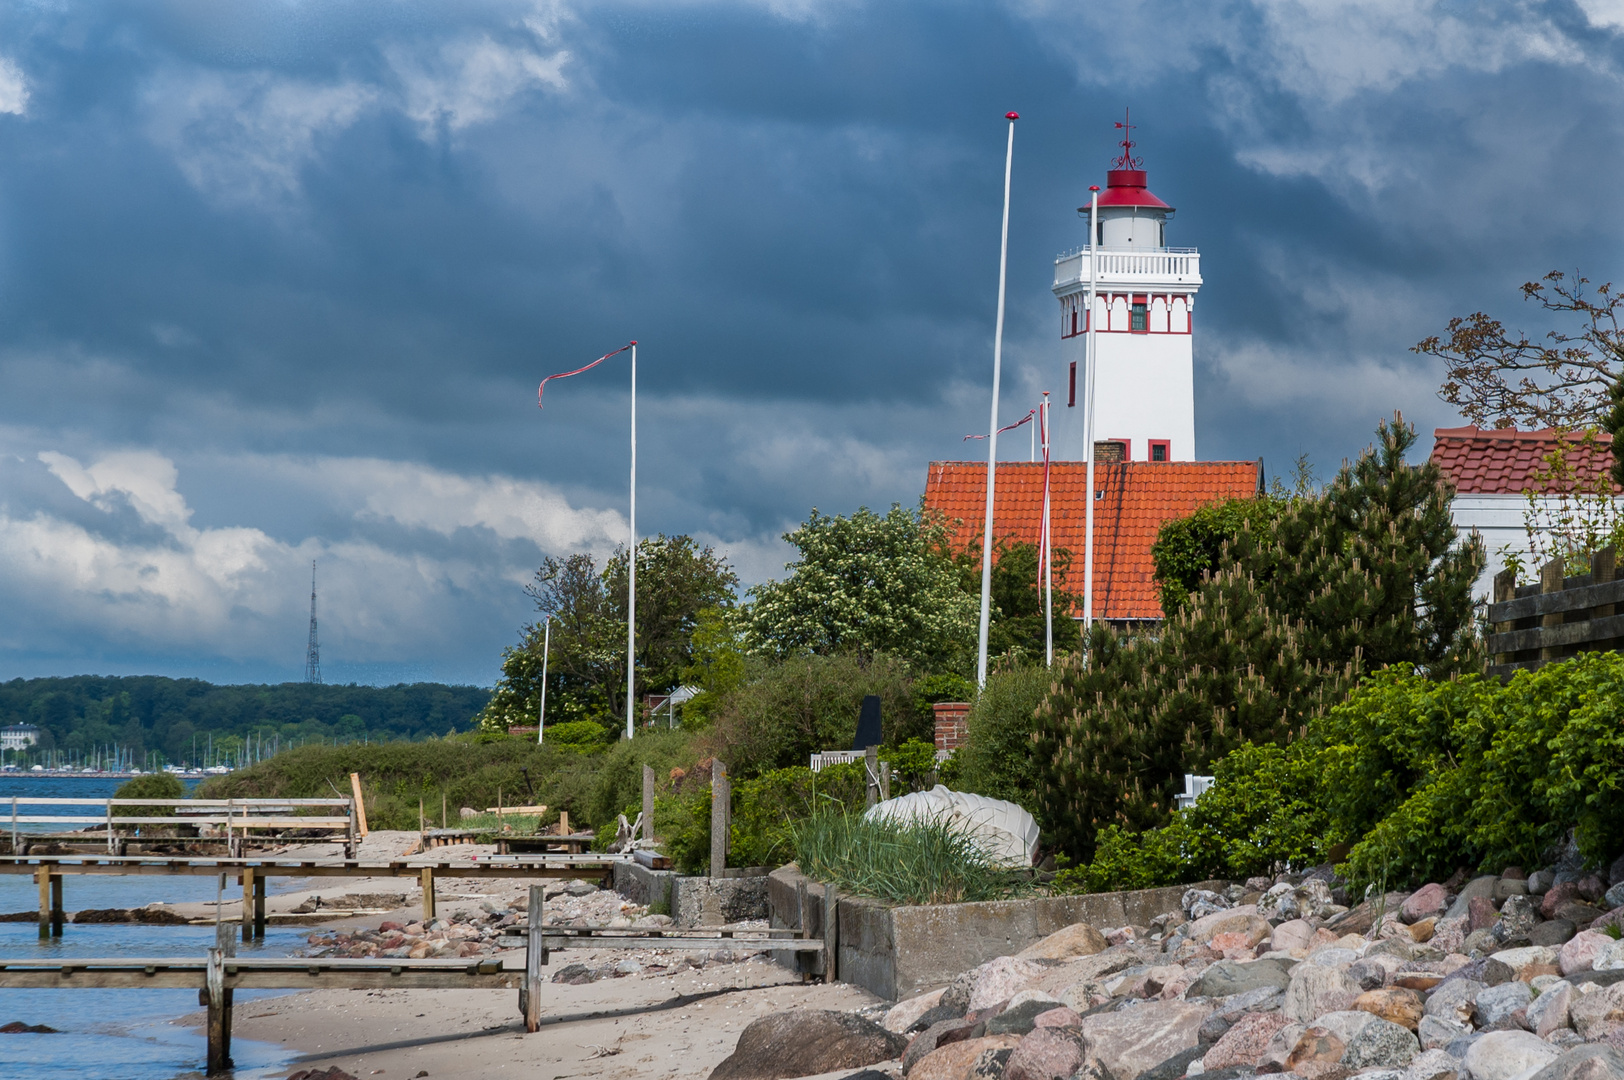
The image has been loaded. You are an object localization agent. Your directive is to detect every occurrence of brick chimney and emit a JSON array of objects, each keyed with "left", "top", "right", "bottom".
[{"left": 932, "top": 702, "right": 971, "bottom": 752}]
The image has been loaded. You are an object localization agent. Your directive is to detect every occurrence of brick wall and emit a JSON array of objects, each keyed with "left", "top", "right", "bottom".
[{"left": 933, "top": 702, "right": 971, "bottom": 752}]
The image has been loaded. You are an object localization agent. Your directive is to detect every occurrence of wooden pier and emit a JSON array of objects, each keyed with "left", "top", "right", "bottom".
[
  {"left": 0, "top": 884, "right": 825, "bottom": 1075},
  {"left": 0, "top": 853, "right": 627, "bottom": 939}
]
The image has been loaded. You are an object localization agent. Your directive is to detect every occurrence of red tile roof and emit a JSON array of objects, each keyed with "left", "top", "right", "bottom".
[
  {"left": 1430, "top": 426, "right": 1620, "bottom": 495},
  {"left": 924, "top": 459, "right": 1264, "bottom": 621}
]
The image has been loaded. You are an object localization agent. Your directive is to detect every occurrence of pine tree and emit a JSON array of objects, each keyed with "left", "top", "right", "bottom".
[{"left": 1034, "top": 415, "right": 1484, "bottom": 860}]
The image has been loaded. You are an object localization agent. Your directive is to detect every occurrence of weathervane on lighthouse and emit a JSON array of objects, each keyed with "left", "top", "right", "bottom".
[{"left": 1051, "top": 112, "right": 1201, "bottom": 466}]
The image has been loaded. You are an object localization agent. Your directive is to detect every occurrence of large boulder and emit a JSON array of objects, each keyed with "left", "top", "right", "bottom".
[
  {"left": 1188, "top": 959, "right": 1294, "bottom": 999},
  {"left": 1472, "top": 981, "right": 1532, "bottom": 1028},
  {"left": 968, "top": 956, "right": 1049, "bottom": 1011},
  {"left": 1403, "top": 885, "right": 1451, "bottom": 925},
  {"left": 907, "top": 1035, "right": 1022, "bottom": 1080},
  {"left": 1343, "top": 1016, "right": 1420, "bottom": 1070},
  {"left": 1526, "top": 980, "right": 1576, "bottom": 1038},
  {"left": 1004, "top": 1026, "right": 1084, "bottom": 1080},
  {"left": 1527, "top": 1045, "right": 1624, "bottom": 1080},
  {"left": 1076, "top": 1000, "right": 1212, "bottom": 1080},
  {"left": 1356, "top": 987, "right": 1427, "bottom": 1030},
  {"left": 1489, "top": 946, "right": 1558, "bottom": 977},
  {"left": 1017, "top": 922, "right": 1109, "bottom": 962},
  {"left": 1274, "top": 919, "right": 1316, "bottom": 954},
  {"left": 1569, "top": 981, "right": 1624, "bottom": 1040},
  {"left": 1462, "top": 1030, "right": 1561, "bottom": 1080},
  {"left": 1203, "top": 1011, "right": 1289, "bottom": 1070},
  {"left": 1285, "top": 962, "right": 1363, "bottom": 1022},
  {"left": 986, "top": 996, "right": 1065, "bottom": 1037},
  {"left": 707, "top": 1010, "right": 908, "bottom": 1080},
  {"left": 884, "top": 989, "right": 946, "bottom": 1033},
  {"left": 1426, "top": 980, "right": 1487, "bottom": 1026},
  {"left": 1446, "top": 878, "right": 1499, "bottom": 922},
  {"left": 1404, "top": 1047, "right": 1464, "bottom": 1080},
  {"left": 1563, "top": 931, "right": 1617, "bottom": 976},
  {"left": 1418, "top": 1015, "right": 1469, "bottom": 1052},
  {"left": 1187, "top": 905, "right": 1264, "bottom": 944}
]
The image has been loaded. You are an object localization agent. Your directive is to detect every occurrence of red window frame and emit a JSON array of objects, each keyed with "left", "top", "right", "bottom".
[
  {"left": 1149, "top": 439, "right": 1171, "bottom": 462},
  {"left": 1130, "top": 294, "right": 1149, "bottom": 333},
  {"left": 1069, "top": 362, "right": 1077, "bottom": 407}
]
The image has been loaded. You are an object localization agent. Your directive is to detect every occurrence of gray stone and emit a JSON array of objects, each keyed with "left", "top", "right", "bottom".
[
  {"left": 1404, "top": 1048, "right": 1464, "bottom": 1080},
  {"left": 903, "top": 1019, "right": 975, "bottom": 1075},
  {"left": 1527, "top": 1044, "right": 1624, "bottom": 1080},
  {"left": 1426, "top": 980, "right": 1487, "bottom": 1025},
  {"left": 1606, "top": 884, "right": 1624, "bottom": 911},
  {"left": 1473, "top": 982, "right": 1533, "bottom": 1028},
  {"left": 1285, "top": 964, "right": 1362, "bottom": 1023},
  {"left": 1448, "top": 879, "right": 1500, "bottom": 922},
  {"left": 1350, "top": 958, "right": 1393, "bottom": 990},
  {"left": 1461, "top": 1031, "right": 1561, "bottom": 1080},
  {"left": 1198, "top": 1013, "right": 1232, "bottom": 1045},
  {"left": 1529, "top": 871, "right": 1555, "bottom": 896},
  {"left": 1309, "top": 948, "right": 1362, "bottom": 968},
  {"left": 707, "top": 1010, "right": 908, "bottom": 1080},
  {"left": 1309, "top": 1009, "right": 1379, "bottom": 1046},
  {"left": 1419, "top": 1016, "right": 1469, "bottom": 1052},
  {"left": 987, "top": 998, "right": 1068, "bottom": 1037},
  {"left": 967, "top": 1045, "right": 1014, "bottom": 1079},
  {"left": 1530, "top": 921, "right": 1578, "bottom": 948},
  {"left": 1137, "top": 1046, "right": 1207, "bottom": 1080},
  {"left": 1495, "top": 880, "right": 1529, "bottom": 900},
  {"left": 1212, "top": 986, "right": 1285, "bottom": 1019},
  {"left": 1465, "top": 930, "right": 1501, "bottom": 956},
  {"left": 1344, "top": 1018, "right": 1420, "bottom": 1069},
  {"left": 1189, "top": 961, "right": 1293, "bottom": 1000},
  {"left": 1493, "top": 896, "right": 1540, "bottom": 942},
  {"left": 1076, "top": 1001, "right": 1213, "bottom": 1080},
  {"left": 1185, "top": 889, "right": 1232, "bottom": 921},
  {"left": 1524, "top": 980, "right": 1575, "bottom": 1038}
]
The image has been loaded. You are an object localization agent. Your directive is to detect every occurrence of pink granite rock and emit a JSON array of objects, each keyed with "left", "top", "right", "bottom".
[
  {"left": 1560, "top": 929, "right": 1614, "bottom": 976},
  {"left": 1205, "top": 1012, "right": 1290, "bottom": 1070},
  {"left": 1470, "top": 896, "right": 1500, "bottom": 932},
  {"left": 1544, "top": 883, "right": 1583, "bottom": 919},
  {"left": 1401, "top": 884, "right": 1449, "bottom": 924},
  {"left": 1004, "top": 1027, "right": 1085, "bottom": 1080}
]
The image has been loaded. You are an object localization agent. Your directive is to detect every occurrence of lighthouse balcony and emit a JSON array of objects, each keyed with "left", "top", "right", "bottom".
[{"left": 1052, "top": 247, "right": 1201, "bottom": 291}]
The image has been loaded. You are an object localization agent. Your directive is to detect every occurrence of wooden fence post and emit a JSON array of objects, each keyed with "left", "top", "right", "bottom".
[
  {"left": 1492, "top": 567, "right": 1517, "bottom": 669},
  {"left": 710, "top": 759, "right": 728, "bottom": 879},
  {"left": 205, "top": 946, "right": 233, "bottom": 1074},
  {"left": 36, "top": 865, "right": 50, "bottom": 939},
  {"left": 642, "top": 765, "right": 655, "bottom": 844},
  {"left": 241, "top": 867, "right": 255, "bottom": 943},
  {"left": 349, "top": 773, "right": 369, "bottom": 839},
  {"left": 523, "top": 884, "right": 545, "bottom": 1032},
  {"left": 421, "top": 866, "right": 435, "bottom": 922},
  {"left": 879, "top": 761, "right": 891, "bottom": 802},
  {"left": 1540, "top": 556, "right": 1566, "bottom": 664},
  {"left": 822, "top": 882, "right": 839, "bottom": 982},
  {"left": 1594, "top": 546, "right": 1616, "bottom": 629},
  {"left": 864, "top": 747, "right": 879, "bottom": 809}
]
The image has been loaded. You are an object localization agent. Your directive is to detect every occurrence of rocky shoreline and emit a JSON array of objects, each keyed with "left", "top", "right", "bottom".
[{"left": 707, "top": 844, "right": 1624, "bottom": 1080}]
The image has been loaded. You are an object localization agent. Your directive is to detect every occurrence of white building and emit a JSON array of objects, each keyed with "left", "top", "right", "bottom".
[
  {"left": 1, "top": 725, "right": 41, "bottom": 751},
  {"left": 1429, "top": 426, "right": 1620, "bottom": 600},
  {"left": 1052, "top": 129, "right": 1200, "bottom": 463}
]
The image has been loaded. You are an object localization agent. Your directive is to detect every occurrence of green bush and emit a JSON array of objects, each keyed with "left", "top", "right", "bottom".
[
  {"left": 790, "top": 808, "right": 1031, "bottom": 905},
  {"left": 704, "top": 652, "right": 918, "bottom": 778},
  {"left": 1054, "top": 742, "right": 1333, "bottom": 892},
  {"left": 112, "top": 772, "right": 184, "bottom": 816},
  {"left": 954, "top": 665, "right": 1050, "bottom": 814},
  {"left": 543, "top": 720, "right": 609, "bottom": 748}
]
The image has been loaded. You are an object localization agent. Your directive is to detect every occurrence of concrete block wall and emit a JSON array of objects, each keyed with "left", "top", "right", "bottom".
[{"left": 613, "top": 862, "right": 770, "bottom": 928}]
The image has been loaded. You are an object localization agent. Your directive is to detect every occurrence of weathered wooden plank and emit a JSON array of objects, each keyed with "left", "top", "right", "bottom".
[
  {"left": 527, "top": 935, "right": 823, "bottom": 952},
  {"left": 1488, "top": 577, "right": 1624, "bottom": 622},
  {"left": 1488, "top": 613, "right": 1624, "bottom": 654}
]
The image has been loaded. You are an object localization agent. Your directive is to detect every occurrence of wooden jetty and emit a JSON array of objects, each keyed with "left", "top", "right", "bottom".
[
  {"left": 0, "top": 884, "right": 825, "bottom": 1075},
  {"left": 0, "top": 853, "right": 628, "bottom": 939},
  {"left": 2, "top": 796, "right": 360, "bottom": 856}
]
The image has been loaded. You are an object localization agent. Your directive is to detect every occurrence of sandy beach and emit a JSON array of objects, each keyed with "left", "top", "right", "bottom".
[{"left": 160, "top": 831, "right": 887, "bottom": 1079}]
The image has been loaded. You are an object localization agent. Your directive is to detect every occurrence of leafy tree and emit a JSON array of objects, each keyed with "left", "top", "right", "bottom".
[
  {"left": 985, "top": 540, "right": 1081, "bottom": 660},
  {"left": 701, "top": 652, "right": 918, "bottom": 778},
  {"left": 1034, "top": 415, "right": 1484, "bottom": 860},
  {"left": 677, "top": 607, "right": 748, "bottom": 728},
  {"left": 742, "top": 504, "right": 977, "bottom": 672},
  {"left": 478, "top": 535, "right": 738, "bottom": 734},
  {"left": 1416, "top": 271, "right": 1624, "bottom": 431},
  {"left": 953, "top": 663, "right": 1051, "bottom": 813},
  {"left": 1151, "top": 498, "right": 1284, "bottom": 618}
]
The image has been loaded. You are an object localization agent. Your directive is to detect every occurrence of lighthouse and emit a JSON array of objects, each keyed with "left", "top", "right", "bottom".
[{"left": 1052, "top": 119, "right": 1200, "bottom": 463}]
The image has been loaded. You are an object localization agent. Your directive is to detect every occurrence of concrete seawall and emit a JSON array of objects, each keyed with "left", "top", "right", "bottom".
[{"left": 767, "top": 864, "right": 1224, "bottom": 1000}]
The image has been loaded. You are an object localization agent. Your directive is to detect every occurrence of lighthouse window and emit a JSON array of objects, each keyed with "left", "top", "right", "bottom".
[
  {"left": 1150, "top": 440, "right": 1170, "bottom": 462},
  {"left": 1130, "top": 302, "right": 1148, "bottom": 332}
]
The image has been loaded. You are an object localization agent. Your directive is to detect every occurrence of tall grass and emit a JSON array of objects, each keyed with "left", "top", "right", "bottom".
[{"left": 789, "top": 809, "right": 1031, "bottom": 906}]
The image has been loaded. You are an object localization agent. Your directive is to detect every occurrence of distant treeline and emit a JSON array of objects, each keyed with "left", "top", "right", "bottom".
[{"left": 0, "top": 676, "right": 491, "bottom": 766}]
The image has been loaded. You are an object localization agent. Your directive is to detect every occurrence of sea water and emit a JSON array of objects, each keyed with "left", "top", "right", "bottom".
[{"left": 0, "top": 776, "right": 297, "bottom": 1080}]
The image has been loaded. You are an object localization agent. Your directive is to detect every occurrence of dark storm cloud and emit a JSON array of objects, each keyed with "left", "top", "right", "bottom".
[{"left": 0, "top": 0, "right": 1620, "bottom": 682}]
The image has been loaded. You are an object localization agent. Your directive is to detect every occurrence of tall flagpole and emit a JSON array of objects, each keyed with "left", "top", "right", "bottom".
[
  {"left": 626, "top": 342, "right": 637, "bottom": 740},
  {"left": 976, "top": 111, "right": 1019, "bottom": 689},
  {"left": 1083, "top": 187, "right": 1100, "bottom": 636},
  {"left": 537, "top": 617, "right": 550, "bottom": 745},
  {"left": 1041, "top": 392, "right": 1053, "bottom": 666}
]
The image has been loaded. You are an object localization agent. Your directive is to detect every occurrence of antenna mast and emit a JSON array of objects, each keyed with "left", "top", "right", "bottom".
[{"left": 304, "top": 560, "right": 322, "bottom": 684}]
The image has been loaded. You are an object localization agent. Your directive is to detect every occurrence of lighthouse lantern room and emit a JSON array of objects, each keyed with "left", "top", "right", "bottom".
[{"left": 1052, "top": 116, "right": 1200, "bottom": 463}]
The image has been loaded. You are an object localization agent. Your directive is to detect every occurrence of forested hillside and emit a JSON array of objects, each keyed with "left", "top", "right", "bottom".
[{"left": 0, "top": 677, "right": 489, "bottom": 766}]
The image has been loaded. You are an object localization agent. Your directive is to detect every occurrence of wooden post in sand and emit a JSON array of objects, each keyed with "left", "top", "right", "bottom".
[
  {"left": 205, "top": 946, "right": 234, "bottom": 1074},
  {"left": 240, "top": 867, "right": 256, "bottom": 943},
  {"left": 523, "top": 884, "right": 545, "bottom": 1032},
  {"left": 709, "top": 759, "right": 727, "bottom": 879},
  {"left": 421, "top": 866, "right": 435, "bottom": 922},
  {"left": 642, "top": 765, "right": 655, "bottom": 844}
]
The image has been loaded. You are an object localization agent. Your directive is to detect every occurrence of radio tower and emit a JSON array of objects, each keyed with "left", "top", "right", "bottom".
[{"left": 304, "top": 560, "right": 322, "bottom": 684}]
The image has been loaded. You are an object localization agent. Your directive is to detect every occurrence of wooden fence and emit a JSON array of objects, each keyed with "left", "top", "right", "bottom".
[{"left": 1489, "top": 546, "right": 1624, "bottom": 677}]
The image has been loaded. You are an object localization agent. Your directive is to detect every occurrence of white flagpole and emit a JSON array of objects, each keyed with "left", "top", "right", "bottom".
[
  {"left": 976, "top": 112, "right": 1019, "bottom": 689},
  {"left": 626, "top": 342, "right": 637, "bottom": 740},
  {"left": 1084, "top": 188, "right": 1100, "bottom": 635},
  {"left": 1041, "top": 392, "right": 1053, "bottom": 666},
  {"left": 538, "top": 617, "right": 550, "bottom": 745}
]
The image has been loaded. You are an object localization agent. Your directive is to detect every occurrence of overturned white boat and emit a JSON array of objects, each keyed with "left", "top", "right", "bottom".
[{"left": 863, "top": 785, "right": 1040, "bottom": 868}]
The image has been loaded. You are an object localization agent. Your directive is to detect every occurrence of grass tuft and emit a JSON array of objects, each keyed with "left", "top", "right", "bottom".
[{"left": 789, "top": 809, "right": 1031, "bottom": 906}]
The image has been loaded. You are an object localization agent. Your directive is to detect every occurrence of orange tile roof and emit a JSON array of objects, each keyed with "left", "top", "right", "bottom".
[
  {"left": 1430, "top": 426, "right": 1620, "bottom": 495},
  {"left": 924, "top": 459, "right": 1264, "bottom": 621}
]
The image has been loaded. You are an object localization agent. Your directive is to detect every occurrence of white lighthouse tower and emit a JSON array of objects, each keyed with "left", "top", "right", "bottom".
[{"left": 1052, "top": 119, "right": 1200, "bottom": 462}]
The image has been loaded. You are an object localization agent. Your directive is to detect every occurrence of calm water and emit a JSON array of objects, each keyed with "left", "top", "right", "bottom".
[{"left": 0, "top": 776, "right": 297, "bottom": 1080}]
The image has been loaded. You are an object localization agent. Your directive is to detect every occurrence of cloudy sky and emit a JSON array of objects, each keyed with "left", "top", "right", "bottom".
[{"left": 0, "top": 0, "right": 1621, "bottom": 687}]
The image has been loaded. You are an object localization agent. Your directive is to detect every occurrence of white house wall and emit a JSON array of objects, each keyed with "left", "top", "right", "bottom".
[{"left": 1450, "top": 494, "right": 1545, "bottom": 600}]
